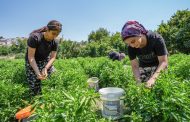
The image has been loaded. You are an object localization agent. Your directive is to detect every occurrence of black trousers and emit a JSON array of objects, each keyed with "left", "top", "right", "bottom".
[
  {"left": 139, "top": 66, "right": 157, "bottom": 82},
  {"left": 25, "top": 59, "right": 54, "bottom": 96}
]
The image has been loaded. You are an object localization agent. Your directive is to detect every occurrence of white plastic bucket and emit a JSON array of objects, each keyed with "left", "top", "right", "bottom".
[
  {"left": 99, "top": 87, "right": 124, "bottom": 120},
  {"left": 87, "top": 77, "right": 99, "bottom": 92}
]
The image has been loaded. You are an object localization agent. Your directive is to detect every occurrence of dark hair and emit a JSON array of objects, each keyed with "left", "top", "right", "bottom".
[
  {"left": 108, "top": 51, "right": 126, "bottom": 61},
  {"left": 30, "top": 20, "right": 62, "bottom": 35},
  {"left": 108, "top": 51, "right": 120, "bottom": 61},
  {"left": 47, "top": 20, "right": 62, "bottom": 32}
]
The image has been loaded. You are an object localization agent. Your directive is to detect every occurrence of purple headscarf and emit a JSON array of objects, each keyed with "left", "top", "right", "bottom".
[{"left": 121, "top": 21, "right": 148, "bottom": 41}]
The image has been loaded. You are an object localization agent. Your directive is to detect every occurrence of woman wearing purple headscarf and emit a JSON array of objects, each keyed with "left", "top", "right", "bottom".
[{"left": 121, "top": 21, "right": 168, "bottom": 88}]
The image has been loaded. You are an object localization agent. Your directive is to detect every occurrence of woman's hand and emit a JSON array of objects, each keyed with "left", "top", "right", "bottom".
[
  {"left": 37, "top": 73, "right": 46, "bottom": 80},
  {"left": 145, "top": 78, "right": 155, "bottom": 88},
  {"left": 42, "top": 67, "right": 48, "bottom": 78}
]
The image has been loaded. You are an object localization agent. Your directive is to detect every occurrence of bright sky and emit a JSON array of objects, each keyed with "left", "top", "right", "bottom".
[{"left": 0, "top": 0, "right": 189, "bottom": 41}]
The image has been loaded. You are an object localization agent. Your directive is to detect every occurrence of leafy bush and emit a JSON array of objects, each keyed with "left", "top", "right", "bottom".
[{"left": 0, "top": 54, "right": 190, "bottom": 121}]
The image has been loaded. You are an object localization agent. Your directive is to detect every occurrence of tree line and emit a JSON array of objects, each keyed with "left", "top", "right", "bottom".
[{"left": 0, "top": 9, "right": 189, "bottom": 58}]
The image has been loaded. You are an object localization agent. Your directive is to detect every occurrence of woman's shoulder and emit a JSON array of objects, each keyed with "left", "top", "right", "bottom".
[
  {"left": 147, "top": 30, "right": 163, "bottom": 40},
  {"left": 29, "top": 32, "right": 43, "bottom": 41},
  {"left": 146, "top": 30, "right": 165, "bottom": 47}
]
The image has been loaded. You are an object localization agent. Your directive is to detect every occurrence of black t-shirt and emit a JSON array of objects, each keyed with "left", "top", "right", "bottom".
[
  {"left": 25, "top": 32, "right": 58, "bottom": 61},
  {"left": 128, "top": 31, "right": 168, "bottom": 67}
]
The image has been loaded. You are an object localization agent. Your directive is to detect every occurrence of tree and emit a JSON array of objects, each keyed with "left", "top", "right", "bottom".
[
  {"left": 109, "top": 32, "right": 127, "bottom": 53},
  {"left": 0, "top": 46, "right": 10, "bottom": 55},
  {"left": 88, "top": 28, "right": 110, "bottom": 42},
  {"left": 176, "top": 16, "right": 190, "bottom": 53},
  {"left": 157, "top": 9, "right": 190, "bottom": 54}
]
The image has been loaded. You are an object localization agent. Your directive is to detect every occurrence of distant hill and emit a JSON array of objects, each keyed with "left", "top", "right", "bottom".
[{"left": 0, "top": 37, "right": 27, "bottom": 46}]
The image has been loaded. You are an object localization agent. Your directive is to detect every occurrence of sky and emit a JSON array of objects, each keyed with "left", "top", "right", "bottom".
[{"left": 0, "top": 0, "right": 189, "bottom": 41}]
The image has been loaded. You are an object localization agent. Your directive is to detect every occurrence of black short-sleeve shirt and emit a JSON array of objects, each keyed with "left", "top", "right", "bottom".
[
  {"left": 26, "top": 32, "right": 58, "bottom": 61},
  {"left": 128, "top": 31, "right": 168, "bottom": 67}
]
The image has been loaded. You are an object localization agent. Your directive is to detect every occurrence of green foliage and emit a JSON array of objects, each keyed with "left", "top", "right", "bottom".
[
  {"left": 15, "top": 53, "right": 25, "bottom": 59},
  {"left": 0, "top": 54, "right": 190, "bottom": 121},
  {"left": 0, "top": 27, "right": 126, "bottom": 58},
  {"left": 176, "top": 16, "right": 190, "bottom": 53},
  {"left": 57, "top": 28, "right": 126, "bottom": 58},
  {"left": 0, "top": 46, "right": 10, "bottom": 55},
  {"left": 157, "top": 9, "right": 190, "bottom": 54},
  {"left": 1, "top": 9, "right": 190, "bottom": 58},
  {"left": 88, "top": 28, "right": 110, "bottom": 43},
  {"left": 57, "top": 40, "right": 83, "bottom": 58},
  {"left": 0, "top": 38, "right": 27, "bottom": 56}
]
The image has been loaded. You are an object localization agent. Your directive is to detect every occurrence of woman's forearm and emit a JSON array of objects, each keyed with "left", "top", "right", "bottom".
[
  {"left": 132, "top": 66, "right": 141, "bottom": 81},
  {"left": 28, "top": 57, "right": 40, "bottom": 75},
  {"left": 150, "top": 61, "right": 168, "bottom": 80},
  {"left": 45, "top": 58, "right": 56, "bottom": 69}
]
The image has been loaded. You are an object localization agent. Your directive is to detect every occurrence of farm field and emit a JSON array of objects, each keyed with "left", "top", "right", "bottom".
[{"left": 0, "top": 54, "right": 190, "bottom": 122}]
